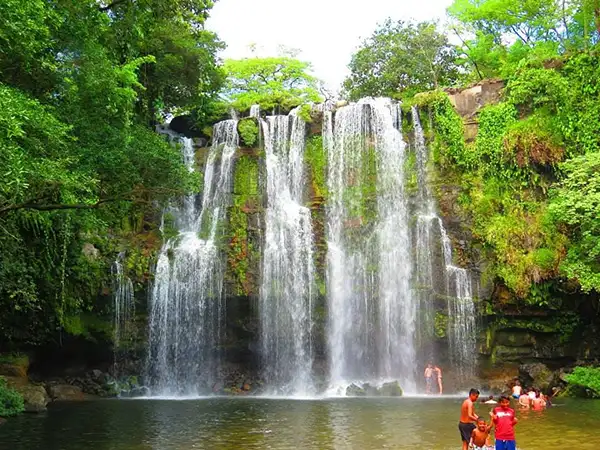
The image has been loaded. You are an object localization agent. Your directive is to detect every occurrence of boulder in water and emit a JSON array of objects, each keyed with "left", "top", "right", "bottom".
[
  {"left": 519, "top": 363, "right": 554, "bottom": 391},
  {"left": 48, "top": 384, "right": 85, "bottom": 401},
  {"left": 380, "top": 381, "right": 403, "bottom": 397},
  {"left": 345, "top": 383, "right": 366, "bottom": 396},
  {"left": 362, "top": 383, "right": 380, "bottom": 396}
]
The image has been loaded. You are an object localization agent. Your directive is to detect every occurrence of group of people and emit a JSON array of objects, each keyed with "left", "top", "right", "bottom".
[
  {"left": 458, "top": 381, "right": 552, "bottom": 450},
  {"left": 511, "top": 380, "right": 550, "bottom": 410},
  {"left": 459, "top": 389, "right": 518, "bottom": 450},
  {"left": 423, "top": 363, "right": 443, "bottom": 395}
]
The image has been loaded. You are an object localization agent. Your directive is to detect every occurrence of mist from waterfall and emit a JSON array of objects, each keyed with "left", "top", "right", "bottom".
[
  {"left": 259, "top": 111, "right": 316, "bottom": 395},
  {"left": 411, "top": 106, "right": 476, "bottom": 378},
  {"left": 325, "top": 98, "right": 416, "bottom": 392},
  {"left": 146, "top": 121, "right": 238, "bottom": 396}
]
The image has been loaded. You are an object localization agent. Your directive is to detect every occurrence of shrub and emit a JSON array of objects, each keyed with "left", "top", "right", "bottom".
[
  {"left": 237, "top": 118, "right": 259, "bottom": 148},
  {"left": 564, "top": 367, "right": 600, "bottom": 398},
  {"left": 0, "top": 376, "right": 25, "bottom": 417}
]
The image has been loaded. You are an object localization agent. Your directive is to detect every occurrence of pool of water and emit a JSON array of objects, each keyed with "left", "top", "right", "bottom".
[{"left": 1, "top": 396, "right": 598, "bottom": 449}]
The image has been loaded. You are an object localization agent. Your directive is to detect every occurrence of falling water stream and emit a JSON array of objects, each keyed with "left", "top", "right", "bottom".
[
  {"left": 112, "top": 253, "right": 135, "bottom": 378},
  {"left": 142, "top": 101, "right": 476, "bottom": 397},
  {"left": 259, "top": 111, "right": 316, "bottom": 395},
  {"left": 146, "top": 121, "right": 238, "bottom": 396},
  {"left": 325, "top": 98, "right": 416, "bottom": 392},
  {"left": 412, "top": 106, "right": 476, "bottom": 377}
]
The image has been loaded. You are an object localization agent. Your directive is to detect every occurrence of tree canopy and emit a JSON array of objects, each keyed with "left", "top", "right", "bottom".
[
  {"left": 222, "top": 56, "right": 322, "bottom": 113},
  {"left": 343, "top": 20, "right": 459, "bottom": 100}
]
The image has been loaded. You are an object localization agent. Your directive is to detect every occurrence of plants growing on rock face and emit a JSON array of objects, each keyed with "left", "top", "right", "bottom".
[
  {"left": 237, "top": 118, "right": 259, "bottom": 148},
  {"left": 0, "top": 377, "right": 25, "bottom": 417},
  {"left": 548, "top": 152, "right": 600, "bottom": 292},
  {"left": 565, "top": 366, "right": 600, "bottom": 398}
]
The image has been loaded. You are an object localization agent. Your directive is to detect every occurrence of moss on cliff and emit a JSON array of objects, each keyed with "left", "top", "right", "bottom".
[{"left": 227, "top": 154, "right": 261, "bottom": 295}]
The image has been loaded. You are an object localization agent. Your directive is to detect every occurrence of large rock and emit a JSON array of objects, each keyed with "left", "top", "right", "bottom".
[
  {"left": 345, "top": 383, "right": 366, "bottom": 396},
  {"left": 48, "top": 384, "right": 85, "bottom": 401},
  {"left": 519, "top": 363, "right": 554, "bottom": 391},
  {"left": 380, "top": 381, "right": 403, "bottom": 397},
  {"left": 5, "top": 377, "right": 50, "bottom": 413},
  {"left": 18, "top": 384, "right": 50, "bottom": 413}
]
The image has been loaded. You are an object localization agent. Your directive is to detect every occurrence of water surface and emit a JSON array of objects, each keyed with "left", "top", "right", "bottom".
[{"left": 1, "top": 397, "right": 598, "bottom": 449}]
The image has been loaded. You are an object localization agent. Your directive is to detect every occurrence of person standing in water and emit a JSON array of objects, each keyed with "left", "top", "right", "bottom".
[
  {"left": 424, "top": 363, "right": 434, "bottom": 394},
  {"left": 433, "top": 365, "right": 443, "bottom": 394},
  {"left": 511, "top": 381, "right": 522, "bottom": 400},
  {"left": 490, "top": 395, "right": 518, "bottom": 450},
  {"left": 459, "top": 388, "right": 480, "bottom": 450}
]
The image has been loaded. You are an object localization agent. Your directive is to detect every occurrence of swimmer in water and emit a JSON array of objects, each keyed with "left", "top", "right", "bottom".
[
  {"left": 469, "top": 416, "right": 493, "bottom": 450},
  {"left": 511, "top": 381, "right": 522, "bottom": 400}
]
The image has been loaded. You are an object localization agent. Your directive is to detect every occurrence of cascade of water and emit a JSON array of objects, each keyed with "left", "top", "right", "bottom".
[
  {"left": 112, "top": 253, "right": 135, "bottom": 378},
  {"left": 411, "top": 106, "right": 476, "bottom": 377},
  {"left": 259, "top": 110, "right": 316, "bottom": 395},
  {"left": 146, "top": 121, "right": 238, "bottom": 396},
  {"left": 249, "top": 105, "right": 260, "bottom": 118},
  {"left": 326, "top": 98, "right": 416, "bottom": 392}
]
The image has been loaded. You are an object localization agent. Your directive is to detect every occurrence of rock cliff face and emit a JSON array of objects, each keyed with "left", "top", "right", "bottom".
[{"left": 434, "top": 81, "right": 600, "bottom": 386}]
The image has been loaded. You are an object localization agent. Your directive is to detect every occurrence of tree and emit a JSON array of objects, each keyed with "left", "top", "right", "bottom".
[
  {"left": 222, "top": 57, "right": 322, "bottom": 113},
  {"left": 448, "top": 0, "right": 564, "bottom": 46},
  {"left": 342, "top": 19, "right": 459, "bottom": 100},
  {"left": 0, "top": 0, "right": 218, "bottom": 347}
]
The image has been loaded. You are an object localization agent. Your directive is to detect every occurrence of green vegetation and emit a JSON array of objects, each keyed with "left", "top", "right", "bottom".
[
  {"left": 398, "top": 1, "right": 600, "bottom": 303},
  {"left": 565, "top": 366, "right": 600, "bottom": 398},
  {"left": 304, "top": 136, "right": 327, "bottom": 198},
  {"left": 222, "top": 56, "right": 322, "bottom": 113},
  {"left": 228, "top": 156, "right": 260, "bottom": 295},
  {"left": 0, "top": 0, "right": 222, "bottom": 350},
  {"left": 344, "top": 20, "right": 459, "bottom": 100},
  {"left": 0, "top": 377, "right": 25, "bottom": 417},
  {"left": 237, "top": 118, "right": 260, "bottom": 148}
]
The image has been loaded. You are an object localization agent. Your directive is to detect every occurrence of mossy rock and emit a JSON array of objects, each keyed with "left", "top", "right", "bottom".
[
  {"left": 346, "top": 383, "right": 366, "bottom": 396},
  {"left": 380, "top": 381, "right": 403, "bottom": 397}
]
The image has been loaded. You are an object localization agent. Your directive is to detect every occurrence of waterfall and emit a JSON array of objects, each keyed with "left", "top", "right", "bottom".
[
  {"left": 412, "top": 106, "right": 476, "bottom": 378},
  {"left": 259, "top": 110, "right": 316, "bottom": 395},
  {"left": 249, "top": 104, "right": 260, "bottom": 118},
  {"left": 112, "top": 253, "right": 135, "bottom": 378},
  {"left": 325, "top": 98, "right": 416, "bottom": 392},
  {"left": 146, "top": 121, "right": 238, "bottom": 396}
]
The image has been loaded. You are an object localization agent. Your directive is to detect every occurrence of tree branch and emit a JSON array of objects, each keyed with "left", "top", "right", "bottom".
[
  {"left": 0, "top": 197, "right": 124, "bottom": 215},
  {"left": 452, "top": 27, "right": 484, "bottom": 81}
]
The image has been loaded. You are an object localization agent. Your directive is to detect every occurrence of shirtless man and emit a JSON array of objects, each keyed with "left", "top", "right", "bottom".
[
  {"left": 459, "top": 388, "right": 480, "bottom": 450},
  {"left": 424, "top": 364, "right": 434, "bottom": 394}
]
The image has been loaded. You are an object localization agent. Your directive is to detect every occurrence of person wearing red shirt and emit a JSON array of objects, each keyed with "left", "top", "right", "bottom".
[{"left": 490, "top": 395, "right": 518, "bottom": 450}]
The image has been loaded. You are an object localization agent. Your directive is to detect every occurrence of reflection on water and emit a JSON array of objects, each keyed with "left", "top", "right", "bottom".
[{"left": 0, "top": 397, "right": 599, "bottom": 449}]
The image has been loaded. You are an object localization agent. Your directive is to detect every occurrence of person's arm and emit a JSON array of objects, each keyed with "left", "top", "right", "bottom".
[
  {"left": 467, "top": 402, "right": 478, "bottom": 421},
  {"left": 489, "top": 409, "right": 497, "bottom": 422},
  {"left": 512, "top": 415, "right": 518, "bottom": 426}
]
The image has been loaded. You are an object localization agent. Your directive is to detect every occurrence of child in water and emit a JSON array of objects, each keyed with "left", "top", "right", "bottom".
[
  {"left": 469, "top": 417, "right": 493, "bottom": 450},
  {"left": 490, "top": 395, "right": 518, "bottom": 450}
]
